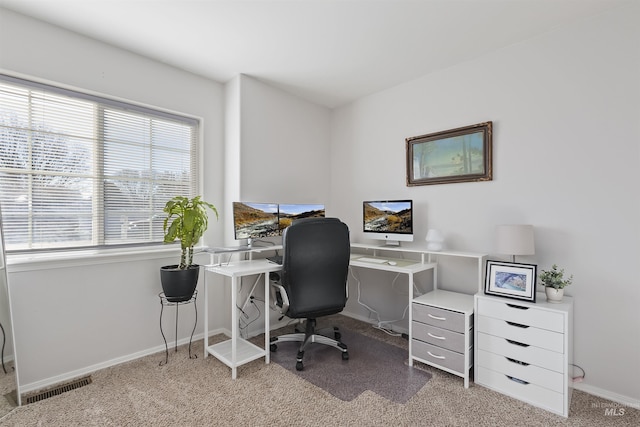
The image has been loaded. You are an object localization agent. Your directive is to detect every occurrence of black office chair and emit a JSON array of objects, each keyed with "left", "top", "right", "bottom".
[{"left": 269, "top": 217, "right": 350, "bottom": 371}]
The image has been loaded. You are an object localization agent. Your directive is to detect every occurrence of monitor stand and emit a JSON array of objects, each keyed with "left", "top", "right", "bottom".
[{"left": 237, "top": 238, "right": 252, "bottom": 249}]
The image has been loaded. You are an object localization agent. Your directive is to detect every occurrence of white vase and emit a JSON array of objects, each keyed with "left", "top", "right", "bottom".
[{"left": 545, "top": 287, "right": 564, "bottom": 303}]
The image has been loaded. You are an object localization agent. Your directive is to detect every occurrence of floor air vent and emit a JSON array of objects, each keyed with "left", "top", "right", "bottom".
[{"left": 24, "top": 375, "right": 92, "bottom": 404}]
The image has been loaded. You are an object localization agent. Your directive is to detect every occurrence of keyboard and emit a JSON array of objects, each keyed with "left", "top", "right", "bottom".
[
  {"left": 267, "top": 255, "right": 283, "bottom": 265},
  {"left": 356, "top": 257, "right": 388, "bottom": 264}
]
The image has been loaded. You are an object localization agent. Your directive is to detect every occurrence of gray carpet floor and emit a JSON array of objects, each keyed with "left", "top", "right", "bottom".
[{"left": 0, "top": 314, "right": 638, "bottom": 426}]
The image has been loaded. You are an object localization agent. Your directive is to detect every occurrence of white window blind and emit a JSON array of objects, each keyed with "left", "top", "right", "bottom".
[{"left": 0, "top": 74, "right": 199, "bottom": 252}]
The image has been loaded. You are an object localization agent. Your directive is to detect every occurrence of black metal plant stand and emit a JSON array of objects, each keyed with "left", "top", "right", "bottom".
[
  {"left": 0, "top": 321, "right": 6, "bottom": 374},
  {"left": 158, "top": 291, "right": 198, "bottom": 366}
]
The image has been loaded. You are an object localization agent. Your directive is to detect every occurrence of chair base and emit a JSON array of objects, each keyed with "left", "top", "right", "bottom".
[{"left": 270, "top": 319, "right": 348, "bottom": 371}]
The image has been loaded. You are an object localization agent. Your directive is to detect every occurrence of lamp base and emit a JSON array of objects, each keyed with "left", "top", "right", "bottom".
[{"left": 426, "top": 242, "right": 443, "bottom": 251}]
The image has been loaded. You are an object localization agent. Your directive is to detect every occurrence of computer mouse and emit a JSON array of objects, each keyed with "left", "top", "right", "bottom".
[{"left": 388, "top": 261, "right": 397, "bottom": 266}]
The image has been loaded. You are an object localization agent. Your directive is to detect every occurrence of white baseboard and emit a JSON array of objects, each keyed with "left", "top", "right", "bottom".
[
  {"left": 19, "top": 327, "right": 227, "bottom": 394},
  {"left": 573, "top": 382, "right": 640, "bottom": 410}
]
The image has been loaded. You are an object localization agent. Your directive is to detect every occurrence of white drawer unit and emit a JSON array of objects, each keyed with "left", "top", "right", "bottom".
[
  {"left": 410, "top": 290, "right": 474, "bottom": 388},
  {"left": 474, "top": 293, "right": 574, "bottom": 417}
]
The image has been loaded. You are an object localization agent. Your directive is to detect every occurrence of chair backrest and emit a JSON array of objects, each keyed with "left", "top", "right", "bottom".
[{"left": 281, "top": 217, "right": 350, "bottom": 319}]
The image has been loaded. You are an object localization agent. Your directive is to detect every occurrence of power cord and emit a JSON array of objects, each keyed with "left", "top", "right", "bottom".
[
  {"left": 350, "top": 268, "right": 406, "bottom": 336},
  {"left": 571, "top": 363, "right": 585, "bottom": 382},
  {"left": 239, "top": 297, "right": 261, "bottom": 338}
]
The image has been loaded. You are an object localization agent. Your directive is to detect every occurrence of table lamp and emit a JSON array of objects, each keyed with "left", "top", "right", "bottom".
[
  {"left": 425, "top": 229, "right": 444, "bottom": 251},
  {"left": 495, "top": 224, "right": 535, "bottom": 262}
]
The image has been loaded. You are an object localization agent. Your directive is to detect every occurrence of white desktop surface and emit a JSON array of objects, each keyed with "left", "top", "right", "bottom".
[
  {"left": 206, "top": 258, "right": 281, "bottom": 277},
  {"left": 349, "top": 253, "right": 436, "bottom": 273}
]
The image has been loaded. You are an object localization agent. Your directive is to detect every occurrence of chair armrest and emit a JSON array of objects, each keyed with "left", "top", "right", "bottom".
[{"left": 269, "top": 277, "right": 290, "bottom": 315}]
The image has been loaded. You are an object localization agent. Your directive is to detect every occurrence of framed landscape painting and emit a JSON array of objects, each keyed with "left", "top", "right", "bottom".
[{"left": 406, "top": 121, "right": 492, "bottom": 186}]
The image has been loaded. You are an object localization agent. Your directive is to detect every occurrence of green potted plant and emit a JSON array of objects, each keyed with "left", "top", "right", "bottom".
[
  {"left": 538, "top": 264, "right": 573, "bottom": 303},
  {"left": 161, "top": 196, "right": 218, "bottom": 302}
]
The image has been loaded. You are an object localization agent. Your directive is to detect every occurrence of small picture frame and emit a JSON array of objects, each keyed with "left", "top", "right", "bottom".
[{"left": 484, "top": 260, "right": 537, "bottom": 303}]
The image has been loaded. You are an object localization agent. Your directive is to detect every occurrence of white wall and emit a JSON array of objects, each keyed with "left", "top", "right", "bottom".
[
  {"left": 0, "top": 9, "right": 228, "bottom": 390},
  {"left": 219, "top": 75, "right": 333, "bottom": 336},
  {"left": 237, "top": 75, "right": 332, "bottom": 206},
  {"left": 332, "top": 3, "right": 639, "bottom": 403},
  {"left": 222, "top": 75, "right": 332, "bottom": 245}
]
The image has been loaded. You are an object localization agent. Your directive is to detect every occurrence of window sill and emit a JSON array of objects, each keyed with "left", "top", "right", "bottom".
[{"left": 6, "top": 245, "right": 207, "bottom": 272}]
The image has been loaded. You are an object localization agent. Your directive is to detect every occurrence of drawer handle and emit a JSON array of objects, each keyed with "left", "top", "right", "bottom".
[
  {"left": 506, "top": 375, "right": 529, "bottom": 385},
  {"left": 506, "top": 339, "right": 530, "bottom": 347},
  {"left": 506, "top": 303, "right": 529, "bottom": 310},
  {"left": 506, "top": 321, "right": 529, "bottom": 329},
  {"left": 428, "top": 313, "right": 446, "bottom": 321},
  {"left": 506, "top": 357, "right": 529, "bottom": 366},
  {"left": 427, "top": 332, "right": 446, "bottom": 340},
  {"left": 427, "top": 351, "right": 445, "bottom": 360}
]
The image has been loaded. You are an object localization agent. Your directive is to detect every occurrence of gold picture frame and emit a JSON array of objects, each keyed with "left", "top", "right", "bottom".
[{"left": 406, "top": 121, "right": 492, "bottom": 186}]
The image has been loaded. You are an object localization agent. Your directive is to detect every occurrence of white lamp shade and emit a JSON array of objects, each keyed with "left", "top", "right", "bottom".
[
  {"left": 495, "top": 224, "right": 535, "bottom": 256},
  {"left": 425, "top": 229, "right": 444, "bottom": 251}
]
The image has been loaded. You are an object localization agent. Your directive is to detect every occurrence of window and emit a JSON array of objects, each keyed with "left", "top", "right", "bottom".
[{"left": 0, "top": 74, "right": 199, "bottom": 252}]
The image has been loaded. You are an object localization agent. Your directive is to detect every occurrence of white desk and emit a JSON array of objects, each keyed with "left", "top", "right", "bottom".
[
  {"left": 350, "top": 243, "right": 486, "bottom": 387},
  {"left": 203, "top": 243, "right": 485, "bottom": 383},
  {"left": 349, "top": 252, "right": 437, "bottom": 349},
  {"left": 203, "top": 259, "right": 281, "bottom": 379}
]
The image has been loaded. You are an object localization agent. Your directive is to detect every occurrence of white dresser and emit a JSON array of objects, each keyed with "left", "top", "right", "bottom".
[{"left": 474, "top": 293, "right": 573, "bottom": 417}]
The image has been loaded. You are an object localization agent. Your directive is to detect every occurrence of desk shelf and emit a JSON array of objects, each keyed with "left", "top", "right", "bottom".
[{"left": 206, "top": 338, "right": 266, "bottom": 369}]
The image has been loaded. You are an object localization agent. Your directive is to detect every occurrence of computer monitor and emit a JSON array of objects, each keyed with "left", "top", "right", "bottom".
[
  {"left": 232, "top": 202, "right": 279, "bottom": 243},
  {"left": 363, "top": 200, "right": 414, "bottom": 245},
  {"left": 278, "top": 204, "right": 325, "bottom": 234}
]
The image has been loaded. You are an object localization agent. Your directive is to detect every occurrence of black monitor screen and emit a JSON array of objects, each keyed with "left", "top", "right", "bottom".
[
  {"left": 363, "top": 200, "right": 413, "bottom": 235},
  {"left": 278, "top": 204, "right": 325, "bottom": 234},
  {"left": 232, "top": 202, "right": 279, "bottom": 240}
]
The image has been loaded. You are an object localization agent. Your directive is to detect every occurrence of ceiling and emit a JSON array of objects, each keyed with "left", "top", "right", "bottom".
[{"left": 0, "top": 0, "right": 628, "bottom": 108}]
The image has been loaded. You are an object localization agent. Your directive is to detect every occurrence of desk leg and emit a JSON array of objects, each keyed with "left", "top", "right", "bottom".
[
  {"left": 408, "top": 271, "right": 414, "bottom": 367},
  {"left": 204, "top": 270, "right": 209, "bottom": 359},
  {"left": 231, "top": 276, "right": 238, "bottom": 380},
  {"left": 264, "top": 270, "right": 270, "bottom": 364}
]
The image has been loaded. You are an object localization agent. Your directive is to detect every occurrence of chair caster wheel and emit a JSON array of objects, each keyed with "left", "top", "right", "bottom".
[
  {"left": 335, "top": 332, "right": 341, "bottom": 340},
  {"left": 342, "top": 351, "right": 349, "bottom": 360},
  {"left": 296, "top": 361, "right": 304, "bottom": 371},
  {"left": 270, "top": 344, "right": 277, "bottom": 352}
]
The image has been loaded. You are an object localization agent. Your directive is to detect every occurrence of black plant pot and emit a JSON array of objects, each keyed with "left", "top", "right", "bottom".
[{"left": 160, "top": 264, "right": 200, "bottom": 302}]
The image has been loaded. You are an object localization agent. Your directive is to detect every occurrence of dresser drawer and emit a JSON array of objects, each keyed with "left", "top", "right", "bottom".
[
  {"left": 413, "top": 322, "right": 466, "bottom": 353},
  {"left": 476, "top": 367, "right": 564, "bottom": 415},
  {"left": 413, "top": 303, "right": 466, "bottom": 333},
  {"left": 412, "top": 339, "right": 466, "bottom": 374},
  {"left": 477, "top": 350, "right": 564, "bottom": 393},
  {"left": 477, "top": 315, "right": 563, "bottom": 353},
  {"left": 477, "top": 333, "right": 564, "bottom": 373},
  {"left": 477, "top": 298, "right": 564, "bottom": 332}
]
